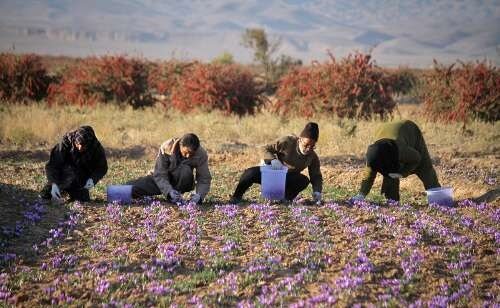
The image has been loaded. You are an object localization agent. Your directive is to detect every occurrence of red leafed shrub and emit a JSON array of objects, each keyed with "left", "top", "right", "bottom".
[
  {"left": 422, "top": 60, "right": 500, "bottom": 124},
  {"left": 274, "top": 52, "right": 396, "bottom": 119},
  {"left": 0, "top": 53, "right": 50, "bottom": 102},
  {"left": 47, "top": 55, "right": 153, "bottom": 108},
  {"left": 381, "top": 67, "right": 418, "bottom": 96},
  {"left": 148, "top": 61, "right": 194, "bottom": 97},
  {"left": 170, "top": 63, "right": 264, "bottom": 115}
]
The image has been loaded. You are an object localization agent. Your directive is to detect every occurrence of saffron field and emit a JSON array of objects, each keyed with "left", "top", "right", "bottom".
[
  {"left": 1, "top": 194, "right": 498, "bottom": 306},
  {"left": 0, "top": 105, "right": 498, "bottom": 306}
]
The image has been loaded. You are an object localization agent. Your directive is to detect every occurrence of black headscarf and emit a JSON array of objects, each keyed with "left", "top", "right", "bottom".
[
  {"left": 68, "top": 126, "right": 98, "bottom": 164},
  {"left": 366, "top": 138, "right": 399, "bottom": 176}
]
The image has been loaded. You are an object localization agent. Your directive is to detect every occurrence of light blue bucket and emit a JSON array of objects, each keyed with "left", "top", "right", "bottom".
[
  {"left": 260, "top": 165, "right": 288, "bottom": 201},
  {"left": 426, "top": 187, "right": 454, "bottom": 206},
  {"left": 107, "top": 185, "right": 132, "bottom": 204}
]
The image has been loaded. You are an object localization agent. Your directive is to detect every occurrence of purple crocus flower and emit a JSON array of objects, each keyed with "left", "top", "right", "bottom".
[{"left": 96, "top": 279, "right": 110, "bottom": 294}]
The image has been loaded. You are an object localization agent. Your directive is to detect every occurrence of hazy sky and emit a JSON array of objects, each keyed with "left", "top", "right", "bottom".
[{"left": 0, "top": 0, "right": 499, "bottom": 67}]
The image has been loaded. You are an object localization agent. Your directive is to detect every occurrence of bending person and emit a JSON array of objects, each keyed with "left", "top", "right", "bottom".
[
  {"left": 128, "top": 133, "right": 211, "bottom": 204},
  {"left": 40, "top": 125, "right": 108, "bottom": 202},
  {"left": 231, "top": 122, "right": 323, "bottom": 204},
  {"left": 352, "top": 120, "right": 440, "bottom": 202}
]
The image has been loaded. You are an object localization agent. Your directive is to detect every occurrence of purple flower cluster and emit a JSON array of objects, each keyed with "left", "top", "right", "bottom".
[
  {"left": 179, "top": 203, "right": 202, "bottom": 252},
  {"left": 43, "top": 253, "right": 78, "bottom": 270},
  {"left": 154, "top": 244, "right": 181, "bottom": 273},
  {"left": 246, "top": 255, "right": 282, "bottom": 275},
  {"left": 131, "top": 202, "right": 171, "bottom": 243},
  {"left": 96, "top": 278, "right": 110, "bottom": 294},
  {"left": 255, "top": 268, "right": 311, "bottom": 306},
  {"left": 216, "top": 271, "right": 238, "bottom": 296},
  {"left": 291, "top": 206, "right": 322, "bottom": 237},
  {"left": 0, "top": 273, "right": 11, "bottom": 301},
  {"left": 215, "top": 204, "right": 239, "bottom": 227},
  {"left": 105, "top": 202, "right": 124, "bottom": 223},
  {"left": 39, "top": 202, "right": 82, "bottom": 250},
  {"left": 1, "top": 201, "right": 46, "bottom": 249},
  {"left": 147, "top": 280, "right": 173, "bottom": 296},
  {"left": 290, "top": 284, "right": 337, "bottom": 307},
  {"left": 334, "top": 247, "right": 373, "bottom": 291},
  {"left": 400, "top": 250, "right": 424, "bottom": 281},
  {"left": 377, "top": 213, "right": 397, "bottom": 227},
  {"left": 91, "top": 224, "right": 111, "bottom": 251},
  {"left": 41, "top": 275, "right": 75, "bottom": 305}
]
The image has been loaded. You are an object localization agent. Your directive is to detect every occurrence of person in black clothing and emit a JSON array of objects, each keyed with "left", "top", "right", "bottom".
[{"left": 40, "top": 126, "right": 108, "bottom": 202}]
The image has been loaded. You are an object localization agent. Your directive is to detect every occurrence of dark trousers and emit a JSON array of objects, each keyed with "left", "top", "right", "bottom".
[
  {"left": 127, "top": 165, "right": 195, "bottom": 199},
  {"left": 381, "top": 166, "right": 441, "bottom": 202},
  {"left": 232, "top": 166, "right": 310, "bottom": 201},
  {"left": 41, "top": 166, "right": 90, "bottom": 202},
  {"left": 381, "top": 176, "right": 400, "bottom": 201}
]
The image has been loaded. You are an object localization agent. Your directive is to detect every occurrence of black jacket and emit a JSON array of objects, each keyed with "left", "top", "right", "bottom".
[{"left": 45, "top": 126, "right": 108, "bottom": 186}]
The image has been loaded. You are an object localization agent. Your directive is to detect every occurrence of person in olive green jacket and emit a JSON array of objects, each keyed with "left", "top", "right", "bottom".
[
  {"left": 352, "top": 120, "right": 440, "bottom": 202},
  {"left": 231, "top": 122, "right": 323, "bottom": 204}
]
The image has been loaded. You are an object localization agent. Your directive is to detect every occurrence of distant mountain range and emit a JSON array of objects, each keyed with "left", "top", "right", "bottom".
[{"left": 0, "top": 0, "right": 499, "bottom": 67}]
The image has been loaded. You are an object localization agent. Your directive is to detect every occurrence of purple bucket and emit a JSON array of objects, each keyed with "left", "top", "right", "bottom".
[
  {"left": 107, "top": 185, "right": 132, "bottom": 204},
  {"left": 260, "top": 165, "right": 288, "bottom": 201}
]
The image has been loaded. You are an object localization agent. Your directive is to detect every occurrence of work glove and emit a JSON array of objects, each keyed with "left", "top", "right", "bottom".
[
  {"left": 189, "top": 193, "right": 201, "bottom": 204},
  {"left": 351, "top": 193, "right": 365, "bottom": 202},
  {"left": 312, "top": 191, "right": 322, "bottom": 204},
  {"left": 388, "top": 173, "right": 403, "bottom": 179},
  {"left": 51, "top": 183, "right": 62, "bottom": 200},
  {"left": 270, "top": 159, "right": 283, "bottom": 170},
  {"left": 169, "top": 189, "right": 183, "bottom": 203},
  {"left": 84, "top": 178, "right": 94, "bottom": 190}
]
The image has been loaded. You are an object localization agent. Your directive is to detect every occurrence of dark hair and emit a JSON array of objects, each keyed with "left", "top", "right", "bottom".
[
  {"left": 179, "top": 133, "right": 200, "bottom": 151},
  {"left": 300, "top": 122, "right": 319, "bottom": 141},
  {"left": 73, "top": 125, "right": 96, "bottom": 147},
  {"left": 366, "top": 139, "right": 399, "bottom": 176}
]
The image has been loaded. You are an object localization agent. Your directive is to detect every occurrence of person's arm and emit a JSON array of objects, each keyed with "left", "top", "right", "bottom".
[
  {"left": 45, "top": 141, "right": 69, "bottom": 184},
  {"left": 90, "top": 143, "right": 108, "bottom": 184},
  {"left": 194, "top": 150, "right": 212, "bottom": 201},
  {"left": 398, "top": 145, "right": 421, "bottom": 177},
  {"left": 359, "top": 166, "right": 377, "bottom": 196},
  {"left": 152, "top": 153, "right": 174, "bottom": 197},
  {"left": 308, "top": 153, "right": 323, "bottom": 193},
  {"left": 262, "top": 136, "right": 288, "bottom": 164}
]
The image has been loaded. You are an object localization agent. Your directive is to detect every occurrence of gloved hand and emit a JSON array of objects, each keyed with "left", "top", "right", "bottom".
[
  {"left": 51, "top": 183, "right": 62, "bottom": 200},
  {"left": 312, "top": 191, "right": 322, "bottom": 204},
  {"left": 270, "top": 159, "right": 283, "bottom": 170},
  {"left": 189, "top": 193, "right": 201, "bottom": 204},
  {"left": 169, "top": 189, "right": 182, "bottom": 203},
  {"left": 84, "top": 178, "right": 94, "bottom": 190},
  {"left": 351, "top": 193, "right": 365, "bottom": 202},
  {"left": 388, "top": 173, "right": 403, "bottom": 179}
]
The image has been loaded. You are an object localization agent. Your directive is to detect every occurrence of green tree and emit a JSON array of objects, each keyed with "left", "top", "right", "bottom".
[
  {"left": 212, "top": 52, "right": 234, "bottom": 65},
  {"left": 241, "top": 28, "right": 301, "bottom": 93}
]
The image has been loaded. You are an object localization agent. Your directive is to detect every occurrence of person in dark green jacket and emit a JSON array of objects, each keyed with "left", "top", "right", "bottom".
[
  {"left": 352, "top": 120, "right": 440, "bottom": 202},
  {"left": 231, "top": 122, "right": 323, "bottom": 204}
]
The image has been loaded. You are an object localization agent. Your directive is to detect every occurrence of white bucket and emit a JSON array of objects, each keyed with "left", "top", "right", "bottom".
[
  {"left": 107, "top": 185, "right": 133, "bottom": 204},
  {"left": 426, "top": 187, "right": 454, "bottom": 206},
  {"left": 260, "top": 165, "right": 288, "bottom": 201}
]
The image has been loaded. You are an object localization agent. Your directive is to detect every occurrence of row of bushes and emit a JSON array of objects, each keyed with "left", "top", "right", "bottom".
[
  {"left": 422, "top": 60, "right": 499, "bottom": 125},
  {"left": 274, "top": 52, "right": 396, "bottom": 119},
  {"left": 1, "top": 53, "right": 498, "bottom": 122}
]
